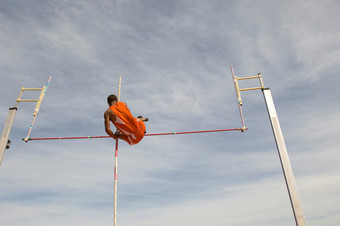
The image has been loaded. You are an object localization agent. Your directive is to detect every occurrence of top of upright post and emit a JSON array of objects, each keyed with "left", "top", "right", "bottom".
[{"left": 0, "top": 76, "right": 52, "bottom": 166}]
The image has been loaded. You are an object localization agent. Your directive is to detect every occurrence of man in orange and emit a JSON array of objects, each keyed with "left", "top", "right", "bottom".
[{"left": 104, "top": 94, "right": 148, "bottom": 145}]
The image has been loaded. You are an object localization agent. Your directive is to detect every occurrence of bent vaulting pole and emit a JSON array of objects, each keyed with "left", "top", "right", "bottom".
[{"left": 262, "top": 88, "right": 306, "bottom": 226}]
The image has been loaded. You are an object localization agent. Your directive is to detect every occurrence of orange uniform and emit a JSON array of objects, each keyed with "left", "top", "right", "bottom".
[{"left": 109, "top": 102, "right": 146, "bottom": 145}]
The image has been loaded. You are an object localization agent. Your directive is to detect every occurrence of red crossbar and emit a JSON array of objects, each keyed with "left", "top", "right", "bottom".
[{"left": 25, "top": 128, "right": 246, "bottom": 141}]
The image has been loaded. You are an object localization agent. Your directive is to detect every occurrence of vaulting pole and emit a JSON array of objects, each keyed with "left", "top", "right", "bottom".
[
  {"left": 114, "top": 76, "right": 121, "bottom": 226},
  {"left": 114, "top": 138, "right": 118, "bottom": 226}
]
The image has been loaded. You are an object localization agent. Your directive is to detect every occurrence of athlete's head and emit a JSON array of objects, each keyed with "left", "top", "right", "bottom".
[{"left": 107, "top": 94, "right": 118, "bottom": 105}]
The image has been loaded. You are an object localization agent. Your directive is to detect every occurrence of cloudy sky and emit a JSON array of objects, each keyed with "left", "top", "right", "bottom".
[{"left": 1, "top": 0, "right": 340, "bottom": 225}]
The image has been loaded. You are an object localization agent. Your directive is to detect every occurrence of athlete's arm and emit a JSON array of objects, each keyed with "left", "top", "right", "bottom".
[{"left": 104, "top": 109, "right": 117, "bottom": 139}]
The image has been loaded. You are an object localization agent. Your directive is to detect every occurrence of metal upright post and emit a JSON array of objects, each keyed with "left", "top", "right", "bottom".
[
  {"left": 230, "top": 66, "right": 247, "bottom": 131},
  {"left": 0, "top": 107, "right": 18, "bottom": 166},
  {"left": 262, "top": 88, "right": 306, "bottom": 226},
  {"left": 229, "top": 67, "right": 306, "bottom": 225},
  {"left": 0, "top": 76, "right": 52, "bottom": 167},
  {"left": 24, "top": 76, "right": 52, "bottom": 142},
  {"left": 0, "top": 87, "right": 24, "bottom": 166}
]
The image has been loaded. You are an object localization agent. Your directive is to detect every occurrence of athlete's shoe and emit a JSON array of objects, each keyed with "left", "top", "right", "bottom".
[{"left": 137, "top": 116, "right": 148, "bottom": 122}]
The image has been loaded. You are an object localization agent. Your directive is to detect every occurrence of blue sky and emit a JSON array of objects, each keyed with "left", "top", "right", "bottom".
[{"left": 1, "top": 0, "right": 340, "bottom": 225}]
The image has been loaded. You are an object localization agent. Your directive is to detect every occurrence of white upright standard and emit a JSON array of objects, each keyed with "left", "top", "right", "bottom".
[
  {"left": 262, "top": 88, "right": 306, "bottom": 226},
  {"left": 0, "top": 107, "right": 18, "bottom": 166}
]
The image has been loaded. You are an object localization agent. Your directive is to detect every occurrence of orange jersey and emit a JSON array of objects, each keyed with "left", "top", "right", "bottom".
[{"left": 109, "top": 102, "right": 145, "bottom": 145}]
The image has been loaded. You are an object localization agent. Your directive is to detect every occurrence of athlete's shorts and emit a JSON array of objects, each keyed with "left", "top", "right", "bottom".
[{"left": 121, "top": 120, "right": 146, "bottom": 145}]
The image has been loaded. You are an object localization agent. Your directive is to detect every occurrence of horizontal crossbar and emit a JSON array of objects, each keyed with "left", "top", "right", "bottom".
[{"left": 24, "top": 128, "right": 247, "bottom": 141}]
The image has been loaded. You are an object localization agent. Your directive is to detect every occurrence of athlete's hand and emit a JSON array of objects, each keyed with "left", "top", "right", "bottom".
[{"left": 113, "top": 131, "right": 122, "bottom": 139}]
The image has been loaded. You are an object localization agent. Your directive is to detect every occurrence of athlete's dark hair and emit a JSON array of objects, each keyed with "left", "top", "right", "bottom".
[{"left": 107, "top": 94, "right": 118, "bottom": 103}]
